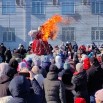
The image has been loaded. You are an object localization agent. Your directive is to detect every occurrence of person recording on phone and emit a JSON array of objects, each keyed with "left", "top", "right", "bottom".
[{"left": 18, "top": 67, "right": 44, "bottom": 103}]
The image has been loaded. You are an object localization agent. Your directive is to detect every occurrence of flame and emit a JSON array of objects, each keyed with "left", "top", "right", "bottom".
[{"left": 40, "top": 14, "right": 63, "bottom": 41}]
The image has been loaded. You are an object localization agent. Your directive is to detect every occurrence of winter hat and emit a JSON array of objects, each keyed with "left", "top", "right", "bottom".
[
  {"left": 74, "top": 98, "right": 86, "bottom": 103},
  {"left": 76, "top": 63, "right": 83, "bottom": 72},
  {"left": 0, "top": 63, "right": 10, "bottom": 76},
  {"left": 49, "top": 64, "right": 58, "bottom": 73},
  {"left": 31, "top": 66, "right": 40, "bottom": 74},
  {"left": 81, "top": 54, "right": 88, "bottom": 62},
  {"left": 88, "top": 52, "right": 94, "bottom": 58},
  {"left": 0, "top": 63, "right": 16, "bottom": 77},
  {"left": 95, "top": 89, "right": 103, "bottom": 102},
  {"left": 9, "top": 58, "right": 18, "bottom": 73},
  {"left": 83, "top": 58, "right": 90, "bottom": 70},
  {"left": 18, "top": 62, "right": 27, "bottom": 71},
  {"left": 63, "top": 61, "right": 70, "bottom": 70},
  {"left": 55, "top": 55, "right": 63, "bottom": 69}
]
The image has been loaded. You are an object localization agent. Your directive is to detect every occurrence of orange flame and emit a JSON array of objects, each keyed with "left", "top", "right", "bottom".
[{"left": 40, "top": 14, "right": 63, "bottom": 41}]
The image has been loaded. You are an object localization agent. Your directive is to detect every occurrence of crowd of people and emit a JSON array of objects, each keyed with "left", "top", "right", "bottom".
[{"left": 0, "top": 42, "right": 103, "bottom": 103}]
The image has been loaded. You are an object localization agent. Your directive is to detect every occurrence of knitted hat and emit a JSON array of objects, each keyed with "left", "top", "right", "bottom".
[
  {"left": 83, "top": 58, "right": 90, "bottom": 70},
  {"left": 76, "top": 63, "right": 83, "bottom": 72},
  {"left": 49, "top": 64, "right": 58, "bottom": 73},
  {"left": 63, "top": 61, "right": 70, "bottom": 70},
  {"left": 95, "top": 89, "right": 103, "bottom": 102}
]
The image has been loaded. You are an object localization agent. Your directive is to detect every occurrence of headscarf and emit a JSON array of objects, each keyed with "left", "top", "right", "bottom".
[
  {"left": 0, "top": 63, "right": 15, "bottom": 77},
  {"left": 55, "top": 55, "right": 63, "bottom": 69},
  {"left": 0, "top": 63, "right": 10, "bottom": 76}
]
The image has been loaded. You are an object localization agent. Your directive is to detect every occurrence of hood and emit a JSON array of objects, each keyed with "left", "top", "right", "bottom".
[
  {"left": 47, "top": 72, "right": 58, "bottom": 80},
  {"left": 9, "top": 76, "right": 30, "bottom": 98},
  {"left": 0, "top": 63, "right": 10, "bottom": 76},
  {"left": 0, "top": 75, "right": 11, "bottom": 84}
]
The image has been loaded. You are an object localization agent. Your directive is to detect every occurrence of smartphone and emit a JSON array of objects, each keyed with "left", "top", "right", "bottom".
[{"left": 19, "top": 72, "right": 30, "bottom": 77}]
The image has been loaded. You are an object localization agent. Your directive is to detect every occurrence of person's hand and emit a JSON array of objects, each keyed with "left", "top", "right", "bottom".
[{"left": 29, "top": 71, "right": 34, "bottom": 81}]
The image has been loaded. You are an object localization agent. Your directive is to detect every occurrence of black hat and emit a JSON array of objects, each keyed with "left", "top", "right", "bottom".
[{"left": 49, "top": 64, "right": 58, "bottom": 73}]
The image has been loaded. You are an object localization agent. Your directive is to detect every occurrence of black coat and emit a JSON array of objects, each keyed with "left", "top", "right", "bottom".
[
  {"left": 43, "top": 72, "right": 66, "bottom": 103},
  {"left": 0, "top": 75, "right": 11, "bottom": 97},
  {"left": 86, "top": 65, "right": 103, "bottom": 96},
  {"left": 62, "top": 69, "right": 74, "bottom": 103},
  {"left": 72, "top": 71, "right": 89, "bottom": 102}
]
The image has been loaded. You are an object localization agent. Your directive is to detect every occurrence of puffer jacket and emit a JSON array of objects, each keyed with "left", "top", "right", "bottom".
[{"left": 43, "top": 72, "right": 66, "bottom": 103}]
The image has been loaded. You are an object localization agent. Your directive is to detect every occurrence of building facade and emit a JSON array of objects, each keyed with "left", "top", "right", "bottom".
[{"left": 0, "top": 0, "right": 103, "bottom": 49}]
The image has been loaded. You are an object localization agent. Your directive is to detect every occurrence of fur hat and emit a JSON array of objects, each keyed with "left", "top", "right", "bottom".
[{"left": 76, "top": 63, "right": 83, "bottom": 72}]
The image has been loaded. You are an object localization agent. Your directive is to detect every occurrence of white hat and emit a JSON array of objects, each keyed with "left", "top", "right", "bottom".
[{"left": 76, "top": 63, "right": 83, "bottom": 72}]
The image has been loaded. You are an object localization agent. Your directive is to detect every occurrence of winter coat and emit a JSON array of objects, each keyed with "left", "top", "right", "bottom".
[
  {"left": 0, "top": 75, "right": 11, "bottom": 97},
  {"left": 86, "top": 64, "right": 103, "bottom": 96},
  {"left": 34, "top": 74, "right": 44, "bottom": 88},
  {"left": 43, "top": 72, "right": 66, "bottom": 103},
  {"left": 72, "top": 71, "right": 89, "bottom": 103},
  {"left": 9, "top": 76, "right": 36, "bottom": 103},
  {"left": 62, "top": 69, "right": 74, "bottom": 103},
  {"left": 5, "top": 49, "right": 12, "bottom": 63},
  {"left": 31, "top": 78, "right": 44, "bottom": 103},
  {"left": 73, "top": 44, "right": 78, "bottom": 52}
]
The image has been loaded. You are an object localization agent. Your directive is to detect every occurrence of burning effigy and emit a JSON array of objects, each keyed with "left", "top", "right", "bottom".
[{"left": 28, "top": 14, "right": 63, "bottom": 56}]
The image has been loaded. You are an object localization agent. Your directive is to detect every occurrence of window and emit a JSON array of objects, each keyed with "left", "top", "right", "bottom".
[
  {"left": 62, "top": 27, "right": 75, "bottom": 42},
  {"left": 53, "top": 0, "right": 59, "bottom": 5},
  {"left": 62, "top": 0, "right": 75, "bottom": 15},
  {"left": 91, "top": 1, "right": 103, "bottom": 14},
  {"left": 2, "top": 0, "right": 16, "bottom": 15},
  {"left": 91, "top": 27, "right": 103, "bottom": 41},
  {"left": 16, "top": 0, "right": 24, "bottom": 7},
  {"left": 3, "top": 28, "right": 15, "bottom": 42},
  {"left": 32, "top": 0, "right": 45, "bottom": 15},
  {"left": 82, "top": 0, "right": 89, "bottom": 5}
]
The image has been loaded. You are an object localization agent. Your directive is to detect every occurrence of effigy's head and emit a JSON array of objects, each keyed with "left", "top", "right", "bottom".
[{"left": 28, "top": 30, "right": 42, "bottom": 39}]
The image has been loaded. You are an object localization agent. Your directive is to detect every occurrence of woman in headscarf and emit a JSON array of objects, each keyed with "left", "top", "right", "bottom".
[
  {"left": 31, "top": 66, "right": 44, "bottom": 88},
  {"left": 0, "top": 63, "right": 16, "bottom": 97}
]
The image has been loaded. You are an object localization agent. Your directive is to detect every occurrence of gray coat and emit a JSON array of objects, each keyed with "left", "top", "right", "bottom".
[{"left": 43, "top": 72, "right": 66, "bottom": 103}]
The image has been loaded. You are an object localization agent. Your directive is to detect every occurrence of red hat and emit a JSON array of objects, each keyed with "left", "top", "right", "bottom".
[
  {"left": 83, "top": 58, "right": 90, "bottom": 70},
  {"left": 74, "top": 97, "right": 86, "bottom": 103}
]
